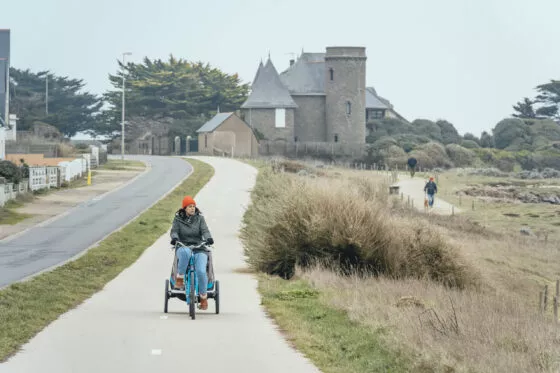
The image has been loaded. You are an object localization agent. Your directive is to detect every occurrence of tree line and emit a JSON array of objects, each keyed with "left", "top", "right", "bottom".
[
  {"left": 8, "top": 55, "right": 560, "bottom": 154},
  {"left": 8, "top": 55, "right": 249, "bottom": 139}
]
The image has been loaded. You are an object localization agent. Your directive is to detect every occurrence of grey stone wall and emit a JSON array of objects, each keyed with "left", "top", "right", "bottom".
[
  {"left": 258, "top": 140, "right": 367, "bottom": 159},
  {"left": 242, "top": 108, "right": 295, "bottom": 142},
  {"left": 325, "top": 47, "right": 366, "bottom": 145},
  {"left": 292, "top": 95, "right": 327, "bottom": 142}
]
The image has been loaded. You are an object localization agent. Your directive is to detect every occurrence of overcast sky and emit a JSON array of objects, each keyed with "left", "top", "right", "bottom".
[{"left": 2, "top": 0, "right": 558, "bottom": 138}]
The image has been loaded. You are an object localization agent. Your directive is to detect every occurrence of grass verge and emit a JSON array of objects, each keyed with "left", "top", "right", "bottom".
[
  {"left": 99, "top": 159, "right": 146, "bottom": 170},
  {"left": 0, "top": 208, "right": 30, "bottom": 225},
  {"left": 0, "top": 158, "right": 213, "bottom": 362},
  {"left": 244, "top": 160, "right": 560, "bottom": 372},
  {"left": 0, "top": 196, "right": 34, "bottom": 225},
  {"left": 259, "top": 275, "right": 410, "bottom": 373}
]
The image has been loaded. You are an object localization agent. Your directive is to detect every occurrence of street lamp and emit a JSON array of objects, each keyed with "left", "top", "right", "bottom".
[{"left": 121, "top": 52, "right": 132, "bottom": 160}]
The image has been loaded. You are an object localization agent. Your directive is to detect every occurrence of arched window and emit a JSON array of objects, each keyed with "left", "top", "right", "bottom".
[
  {"left": 346, "top": 101, "right": 351, "bottom": 115},
  {"left": 329, "top": 68, "right": 334, "bottom": 81}
]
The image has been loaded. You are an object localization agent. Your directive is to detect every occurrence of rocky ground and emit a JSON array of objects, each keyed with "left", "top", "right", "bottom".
[{"left": 459, "top": 184, "right": 560, "bottom": 204}]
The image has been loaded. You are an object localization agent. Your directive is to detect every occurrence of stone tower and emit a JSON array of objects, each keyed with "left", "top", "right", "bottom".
[{"left": 325, "top": 47, "right": 366, "bottom": 144}]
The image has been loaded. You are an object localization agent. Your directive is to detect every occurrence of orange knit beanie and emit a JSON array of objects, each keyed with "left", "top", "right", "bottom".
[{"left": 182, "top": 196, "right": 196, "bottom": 209}]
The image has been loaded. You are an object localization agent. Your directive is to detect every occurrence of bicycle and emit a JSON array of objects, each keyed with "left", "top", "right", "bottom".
[{"left": 164, "top": 240, "right": 220, "bottom": 320}]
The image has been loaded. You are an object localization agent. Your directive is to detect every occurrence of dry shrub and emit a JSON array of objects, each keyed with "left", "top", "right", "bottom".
[
  {"left": 303, "top": 267, "right": 560, "bottom": 373},
  {"left": 410, "top": 142, "right": 454, "bottom": 169},
  {"left": 241, "top": 167, "right": 476, "bottom": 288},
  {"left": 57, "top": 143, "right": 77, "bottom": 158},
  {"left": 278, "top": 160, "right": 307, "bottom": 173}
]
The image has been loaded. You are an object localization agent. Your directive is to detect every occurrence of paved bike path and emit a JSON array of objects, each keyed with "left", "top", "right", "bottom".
[
  {"left": 0, "top": 156, "right": 320, "bottom": 373},
  {"left": 396, "top": 177, "right": 458, "bottom": 215}
]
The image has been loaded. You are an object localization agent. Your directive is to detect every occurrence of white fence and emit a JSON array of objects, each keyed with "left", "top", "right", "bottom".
[
  {"left": 90, "top": 146, "right": 99, "bottom": 168},
  {"left": 29, "top": 167, "right": 49, "bottom": 191},
  {"left": 58, "top": 158, "right": 85, "bottom": 182},
  {"left": 0, "top": 180, "right": 29, "bottom": 207},
  {"left": 1, "top": 150, "right": 102, "bottom": 204},
  {"left": 28, "top": 158, "right": 86, "bottom": 192}
]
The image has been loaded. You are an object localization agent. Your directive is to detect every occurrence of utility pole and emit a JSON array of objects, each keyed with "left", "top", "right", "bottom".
[
  {"left": 45, "top": 74, "right": 49, "bottom": 115},
  {"left": 121, "top": 52, "right": 131, "bottom": 161}
]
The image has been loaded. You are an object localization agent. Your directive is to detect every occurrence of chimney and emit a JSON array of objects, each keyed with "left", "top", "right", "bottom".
[{"left": 289, "top": 59, "right": 295, "bottom": 66}]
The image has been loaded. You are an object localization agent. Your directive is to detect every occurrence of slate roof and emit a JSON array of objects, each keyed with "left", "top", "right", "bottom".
[
  {"left": 241, "top": 59, "right": 297, "bottom": 109},
  {"left": 279, "top": 53, "right": 326, "bottom": 95},
  {"left": 251, "top": 60, "right": 264, "bottom": 88},
  {"left": 366, "top": 87, "right": 391, "bottom": 110},
  {"left": 196, "top": 112, "right": 234, "bottom": 133}
]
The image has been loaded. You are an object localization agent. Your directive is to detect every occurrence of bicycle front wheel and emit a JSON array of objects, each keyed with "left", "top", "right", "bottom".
[{"left": 189, "top": 271, "right": 196, "bottom": 320}]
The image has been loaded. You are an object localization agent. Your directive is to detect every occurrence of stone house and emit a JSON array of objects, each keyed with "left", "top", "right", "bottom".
[
  {"left": 197, "top": 112, "right": 258, "bottom": 157},
  {"left": 240, "top": 46, "right": 406, "bottom": 148}
]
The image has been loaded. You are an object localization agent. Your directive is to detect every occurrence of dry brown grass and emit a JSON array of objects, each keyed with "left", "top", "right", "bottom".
[
  {"left": 57, "top": 143, "right": 77, "bottom": 158},
  {"left": 303, "top": 266, "right": 560, "bottom": 373},
  {"left": 241, "top": 167, "right": 477, "bottom": 288},
  {"left": 243, "top": 162, "right": 560, "bottom": 372}
]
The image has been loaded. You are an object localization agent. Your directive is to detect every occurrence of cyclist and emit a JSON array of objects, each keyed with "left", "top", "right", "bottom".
[{"left": 170, "top": 195, "right": 214, "bottom": 310}]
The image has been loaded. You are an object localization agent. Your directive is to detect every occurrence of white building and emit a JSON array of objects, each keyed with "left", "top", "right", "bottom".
[
  {"left": 0, "top": 114, "right": 16, "bottom": 160},
  {"left": 0, "top": 125, "right": 5, "bottom": 160}
]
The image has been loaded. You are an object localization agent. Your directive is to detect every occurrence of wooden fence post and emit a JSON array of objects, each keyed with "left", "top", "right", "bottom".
[
  {"left": 545, "top": 285, "right": 549, "bottom": 311},
  {"left": 554, "top": 296, "right": 558, "bottom": 323},
  {"left": 540, "top": 291, "right": 544, "bottom": 313}
]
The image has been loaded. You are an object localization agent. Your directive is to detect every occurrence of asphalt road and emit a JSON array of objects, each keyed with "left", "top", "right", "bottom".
[
  {"left": 0, "top": 156, "right": 320, "bottom": 373},
  {"left": 0, "top": 155, "right": 192, "bottom": 289}
]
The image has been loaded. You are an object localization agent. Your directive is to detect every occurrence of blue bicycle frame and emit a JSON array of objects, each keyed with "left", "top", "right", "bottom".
[{"left": 171, "top": 242, "right": 213, "bottom": 306}]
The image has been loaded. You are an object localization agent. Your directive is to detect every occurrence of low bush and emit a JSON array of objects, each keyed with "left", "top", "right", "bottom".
[
  {"left": 446, "top": 144, "right": 476, "bottom": 167},
  {"left": 409, "top": 142, "right": 454, "bottom": 169},
  {"left": 0, "top": 161, "right": 22, "bottom": 184},
  {"left": 241, "top": 168, "right": 475, "bottom": 288},
  {"left": 461, "top": 139, "right": 480, "bottom": 149}
]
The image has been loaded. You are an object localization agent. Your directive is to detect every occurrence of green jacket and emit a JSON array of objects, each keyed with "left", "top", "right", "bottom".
[{"left": 170, "top": 208, "right": 212, "bottom": 246}]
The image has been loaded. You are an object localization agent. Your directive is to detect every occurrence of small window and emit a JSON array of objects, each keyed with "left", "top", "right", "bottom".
[
  {"left": 205, "top": 134, "right": 208, "bottom": 148},
  {"left": 368, "top": 109, "right": 384, "bottom": 120},
  {"left": 334, "top": 134, "right": 339, "bottom": 143},
  {"left": 294, "top": 136, "right": 298, "bottom": 142},
  {"left": 275, "top": 108, "right": 286, "bottom": 128},
  {"left": 346, "top": 101, "right": 351, "bottom": 115},
  {"left": 329, "top": 68, "right": 334, "bottom": 81}
]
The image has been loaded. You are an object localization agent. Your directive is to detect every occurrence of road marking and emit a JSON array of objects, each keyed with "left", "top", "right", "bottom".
[
  {"left": 151, "top": 349, "right": 162, "bottom": 355},
  {"left": 160, "top": 316, "right": 168, "bottom": 320}
]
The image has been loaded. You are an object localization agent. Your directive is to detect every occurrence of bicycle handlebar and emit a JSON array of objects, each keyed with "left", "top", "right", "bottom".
[{"left": 172, "top": 240, "right": 210, "bottom": 250}]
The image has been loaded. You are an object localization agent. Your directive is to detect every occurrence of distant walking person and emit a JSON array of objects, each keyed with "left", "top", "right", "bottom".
[
  {"left": 407, "top": 157, "right": 417, "bottom": 178},
  {"left": 424, "top": 177, "right": 438, "bottom": 208}
]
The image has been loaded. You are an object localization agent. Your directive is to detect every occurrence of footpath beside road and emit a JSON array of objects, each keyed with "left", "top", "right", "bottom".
[
  {"left": 0, "top": 156, "right": 321, "bottom": 373},
  {"left": 396, "top": 176, "right": 459, "bottom": 215}
]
